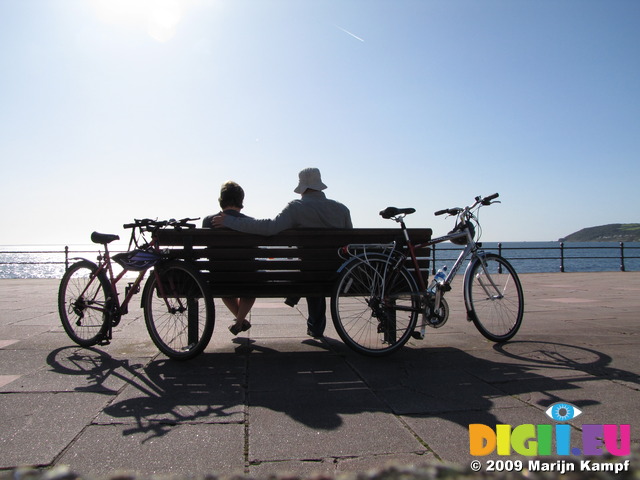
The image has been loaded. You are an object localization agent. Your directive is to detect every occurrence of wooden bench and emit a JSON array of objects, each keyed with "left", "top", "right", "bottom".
[{"left": 153, "top": 228, "right": 432, "bottom": 298}]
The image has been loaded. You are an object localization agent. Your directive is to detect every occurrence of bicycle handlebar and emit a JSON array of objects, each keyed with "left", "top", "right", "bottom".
[
  {"left": 434, "top": 193, "right": 499, "bottom": 216},
  {"left": 123, "top": 217, "right": 200, "bottom": 230},
  {"left": 434, "top": 208, "right": 462, "bottom": 216},
  {"left": 480, "top": 192, "right": 499, "bottom": 205}
]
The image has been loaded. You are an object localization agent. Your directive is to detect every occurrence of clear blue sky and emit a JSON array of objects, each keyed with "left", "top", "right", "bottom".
[{"left": 1, "top": 0, "right": 638, "bottom": 246}]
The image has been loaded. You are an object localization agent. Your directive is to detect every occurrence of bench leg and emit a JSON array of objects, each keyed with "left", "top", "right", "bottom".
[{"left": 188, "top": 297, "right": 199, "bottom": 345}]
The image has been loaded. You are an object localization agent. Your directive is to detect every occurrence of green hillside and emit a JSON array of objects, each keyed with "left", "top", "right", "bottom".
[{"left": 559, "top": 224, "right": 640, "bottom": 242}]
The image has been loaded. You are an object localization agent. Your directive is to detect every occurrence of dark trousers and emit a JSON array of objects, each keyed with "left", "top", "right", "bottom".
[
  {"left": 305, "top": 296, "right": 326, "bottom": 336},
  {"left": 285, "top": 296, "right": 326, "bottom": 336}
]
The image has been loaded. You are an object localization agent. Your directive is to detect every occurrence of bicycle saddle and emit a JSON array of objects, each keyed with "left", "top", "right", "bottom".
[
  {"left": 91, "top": 232, "right": 120, "bottom": 245},
  {"left": 379, "top": 207, "right": 416, "bottom": 219}
]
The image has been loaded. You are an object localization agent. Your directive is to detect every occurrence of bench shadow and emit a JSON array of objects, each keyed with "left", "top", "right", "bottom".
[{"left": 46, "top": 337, "right": 638, "bottom": 443}]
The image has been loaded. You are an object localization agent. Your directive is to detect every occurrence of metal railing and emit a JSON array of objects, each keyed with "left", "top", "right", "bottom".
[
  {"left": 0, "top": 247, "right": 125, "bottom": 279},
  {"left": 430, "top": 242, "right": 640, "bottom": 274},
  {"left": 1, "top": 243, "right": 639, "bottom": 278}
]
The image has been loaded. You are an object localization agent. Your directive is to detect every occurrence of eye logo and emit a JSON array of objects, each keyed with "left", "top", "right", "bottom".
[{"left": 545, "top": 402, "right": 582, "bottom": 422}]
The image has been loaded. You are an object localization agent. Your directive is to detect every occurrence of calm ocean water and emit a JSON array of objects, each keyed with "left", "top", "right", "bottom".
[{"left": 1, "top": 241, "right": 639, "bottom": 279}]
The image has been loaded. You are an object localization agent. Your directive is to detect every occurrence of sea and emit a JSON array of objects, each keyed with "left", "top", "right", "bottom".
[{"left": 1, "top": 241, "right": 639, "bottom": 279}]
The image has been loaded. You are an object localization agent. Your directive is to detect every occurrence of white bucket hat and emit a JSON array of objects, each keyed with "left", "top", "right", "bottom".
[{"left": 294, "top": 167, "right": 327, "bottom": 194}]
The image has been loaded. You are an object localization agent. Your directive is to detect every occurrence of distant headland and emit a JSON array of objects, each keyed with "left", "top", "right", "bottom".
[{"left": 559, "top": 224, "right": 640, "bottom": 242}]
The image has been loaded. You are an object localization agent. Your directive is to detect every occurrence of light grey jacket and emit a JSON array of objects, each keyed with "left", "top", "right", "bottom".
[{"left": 222, "top": 191, "right": 352, "bottom": 236}]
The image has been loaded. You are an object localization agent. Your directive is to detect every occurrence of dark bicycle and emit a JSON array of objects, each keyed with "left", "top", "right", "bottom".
[{"left": 58, "top": 218, "right": 215, "bottom": 360}]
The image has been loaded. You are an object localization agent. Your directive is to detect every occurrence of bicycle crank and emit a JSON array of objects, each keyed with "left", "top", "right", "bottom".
[{"left": 426, "top": 297, "right": 450, "bottom": 328}]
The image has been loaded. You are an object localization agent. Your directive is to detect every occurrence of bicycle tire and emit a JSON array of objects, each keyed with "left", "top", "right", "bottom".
[
  {"left": 331, "top": 255, "right": 419, "bottom": 356},
  {"left": 464, "top": 253, "right": 524, "bottom": 342},
  {"left": 58, "top": 260, "right": 112, "bottom": 347},
  {"left": 142, "top": 260, "right": 215, "bottom": 360}
]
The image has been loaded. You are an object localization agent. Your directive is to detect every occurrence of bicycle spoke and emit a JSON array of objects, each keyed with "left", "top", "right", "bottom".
[
  {"left": 467, "top": 254, "right": 523, "bottom": 342},
  {"left": 332, "top": 257, "right": 418, "bottom": 356},
  {"left": 144, "top": 262, "right": 214, "bottom": 360},
  {"left": 58, "top": 261, "right": 111, "bottom": 346}
]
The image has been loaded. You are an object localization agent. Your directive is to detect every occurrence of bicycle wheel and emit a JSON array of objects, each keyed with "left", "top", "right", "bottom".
[
  {"left": 331, "top": 256, "right": 419, "bottom": 356},
  {"left": 143, "top": 260, "right": 215, "bottom": 360},
  {"left": 464, "top": 253, "right": 524, "bottom": 342},
  {"left": 58, "top": 260, "right": 112, "bottom": 347}
]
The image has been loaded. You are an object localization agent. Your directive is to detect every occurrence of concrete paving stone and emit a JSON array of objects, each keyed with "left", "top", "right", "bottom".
[
  {"left": 248, "top": 352, "right": 362, "bottom": 393},
  {"left": 57, "top": 423, "right": 246, "bottom": 477},
  {"left": 0, "top": 392, "right": 112, "bottom": 468},
  {"left": 232, "top": 337, "right": 333, "bottom": 356},
  {"left": 0, "top": 349, "right": 51, "bottom": 376},
  {"left": 459, "top": 349, "right": 601, "bottom": 383},
  {"left": 95, "top": 360, "right": 246, "bottom": 425},
  {"left": 249, "top": 324, "right": 313, "bottom": 339},
  {"left": 248, "top": 452, "right": 437, "bottom": 478},
  {"left": 248, "top": 388, "right": 425, "bottom": 462},
  {"left": 249, "top": 459, "right": 336, "bottom": 478},
  {"left": 406, "top": 332, "right": 482, "bottom": 350},
  {"left": 401, "top": 406, "right": 548, "bottom": 465},
  {"left": 341, "top": 346, "right": 491, "bottom": 391},
  {"left": 500, "top": 376, "right": 639, "bottom": 435},
  {"left": 0, "top": 325, "right": 52, "bottom": 341},
  {"left": 373, "top": 371, "right": 524, "bottom": 416},
  {"left": 7, "top": 332, "right": 83, "bottom": 352},
  {"left": 335, "top": 452, "right": 436, "bottom": 473},
  {"left": 1, "top": 273, "right": 639, "bottom": 475},
  {"left": 94, "top": 339, "right": 162, "bottom": 359},
  {"left": 0, "top": 348, "right": 148, "bottom": 394},
  {"left": 10, "top": 312, "right": 60, "bottom": 326},
  {"left": 489, "top": 340, "right": 616, "bottom": 371}
]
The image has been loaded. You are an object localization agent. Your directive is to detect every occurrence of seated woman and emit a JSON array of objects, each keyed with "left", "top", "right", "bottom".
[{"left": 203, "top": 181, "right": 256, "bottom": 335}]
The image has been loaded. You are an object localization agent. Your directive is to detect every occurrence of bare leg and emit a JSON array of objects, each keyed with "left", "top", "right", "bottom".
[
  {"left": 223, "top": 298, "right": 256, "bottom": 333},
  {"left": 236, "top": 298, "right": 256, "bottom": 323},
  {"left": 221, "top": 298, "right": 240, "bottom": 317}
]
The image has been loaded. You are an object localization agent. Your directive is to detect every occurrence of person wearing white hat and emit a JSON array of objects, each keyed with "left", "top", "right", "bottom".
[{"left": 212, "top": 167, "right": 352, "bottom": 337}]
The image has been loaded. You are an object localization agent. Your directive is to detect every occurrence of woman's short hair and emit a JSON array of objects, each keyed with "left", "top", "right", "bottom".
[{"left": 219, "top": 181, "right": 244, "bottom": 209}]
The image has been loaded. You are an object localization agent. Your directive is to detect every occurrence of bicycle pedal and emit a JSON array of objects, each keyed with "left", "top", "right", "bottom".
[
  {"left": 97, "top": 338, "right": 111, "bottom": 346},
  {"left": 411, "top": 331, "right": 425, "bottom": 340}
]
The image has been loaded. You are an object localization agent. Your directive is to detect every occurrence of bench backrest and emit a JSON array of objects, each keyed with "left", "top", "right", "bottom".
[{"left": 154, "top": 228, "right": 432, "bottom": 297}]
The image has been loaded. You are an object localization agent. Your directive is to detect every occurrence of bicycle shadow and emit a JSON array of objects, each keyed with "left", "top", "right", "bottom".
[{"left": 46, "top": 337, "right": 638, "bottom": 444}]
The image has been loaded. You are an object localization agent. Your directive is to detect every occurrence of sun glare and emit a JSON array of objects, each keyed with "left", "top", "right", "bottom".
[{"left": 92, "top": 0, "right": 184, "bottom": 42}]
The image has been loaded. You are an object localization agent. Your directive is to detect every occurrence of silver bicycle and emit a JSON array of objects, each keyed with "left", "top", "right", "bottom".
[{"left": 331, "top": 193, "right": 524, "bottom": 356}]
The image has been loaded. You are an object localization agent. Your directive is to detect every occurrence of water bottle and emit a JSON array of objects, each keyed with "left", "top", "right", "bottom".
[{"left": 428, "top": 265, "right": 448, "bottom": 293}]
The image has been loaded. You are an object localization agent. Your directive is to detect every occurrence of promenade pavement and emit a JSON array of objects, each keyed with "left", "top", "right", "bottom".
[{"left": 0, "top": 272, "right": 639, "bottom": 477}]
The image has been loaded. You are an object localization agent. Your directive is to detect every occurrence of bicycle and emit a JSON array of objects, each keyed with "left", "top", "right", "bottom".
[
  {"left": 58, "top": 218, "right": 215, "bottom": 360},
  {"left": 331, "top": 193, "right": 524, "bottom": 356}
]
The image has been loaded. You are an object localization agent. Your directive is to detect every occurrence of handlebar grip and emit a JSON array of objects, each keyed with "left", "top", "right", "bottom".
[
  {"left": 123, "top": 223, "right": 136, "bottom": 229},
  {"left": 485, "top": 193, "right": 499, "bottom": 201},
  {"left": 435, "top": 207, "right": 463, "bottom": 216},
  {"left": 482, "top": 193, "right": 499, "bottom": 205}
]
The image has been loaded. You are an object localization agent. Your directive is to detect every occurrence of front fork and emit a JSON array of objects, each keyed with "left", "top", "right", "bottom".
[{"left": 462, "top": 251, "right": 502, "bottom": 321}]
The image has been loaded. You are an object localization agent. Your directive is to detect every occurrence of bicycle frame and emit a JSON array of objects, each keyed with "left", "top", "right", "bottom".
[
  {"left": 68, "top": 227, "right": 164, "bottom": 324},
  {"left": 396, "top": 217, "right": 472, "bottom": 291}
]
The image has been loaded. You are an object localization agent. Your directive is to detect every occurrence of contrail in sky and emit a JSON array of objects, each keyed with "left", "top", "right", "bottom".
[{"left": 335, "top": 24, "right": 364, "bottom": 42}]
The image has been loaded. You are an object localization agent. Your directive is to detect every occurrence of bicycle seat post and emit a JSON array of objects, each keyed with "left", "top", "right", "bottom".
[{"left": 397, "top": 216, "right": 411, "bottom": 244}]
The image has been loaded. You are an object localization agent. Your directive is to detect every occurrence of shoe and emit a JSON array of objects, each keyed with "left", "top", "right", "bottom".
[
  {"left": 229, "top": 320, "right": 251, "bottom": 336},
  {"left": 307, "top": 329, "right": 323, "bottom": 339},
  {"left": 284, "top": 297, "right": 299, "bottom": 307}
]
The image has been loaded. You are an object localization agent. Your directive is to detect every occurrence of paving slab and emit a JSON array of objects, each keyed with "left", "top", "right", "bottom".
[
  {"left": 0, "top": 273, "right": 639, "bottom": 477},
  {"left": 56, "top": 424, "right": 246, "bottom": 477}
]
